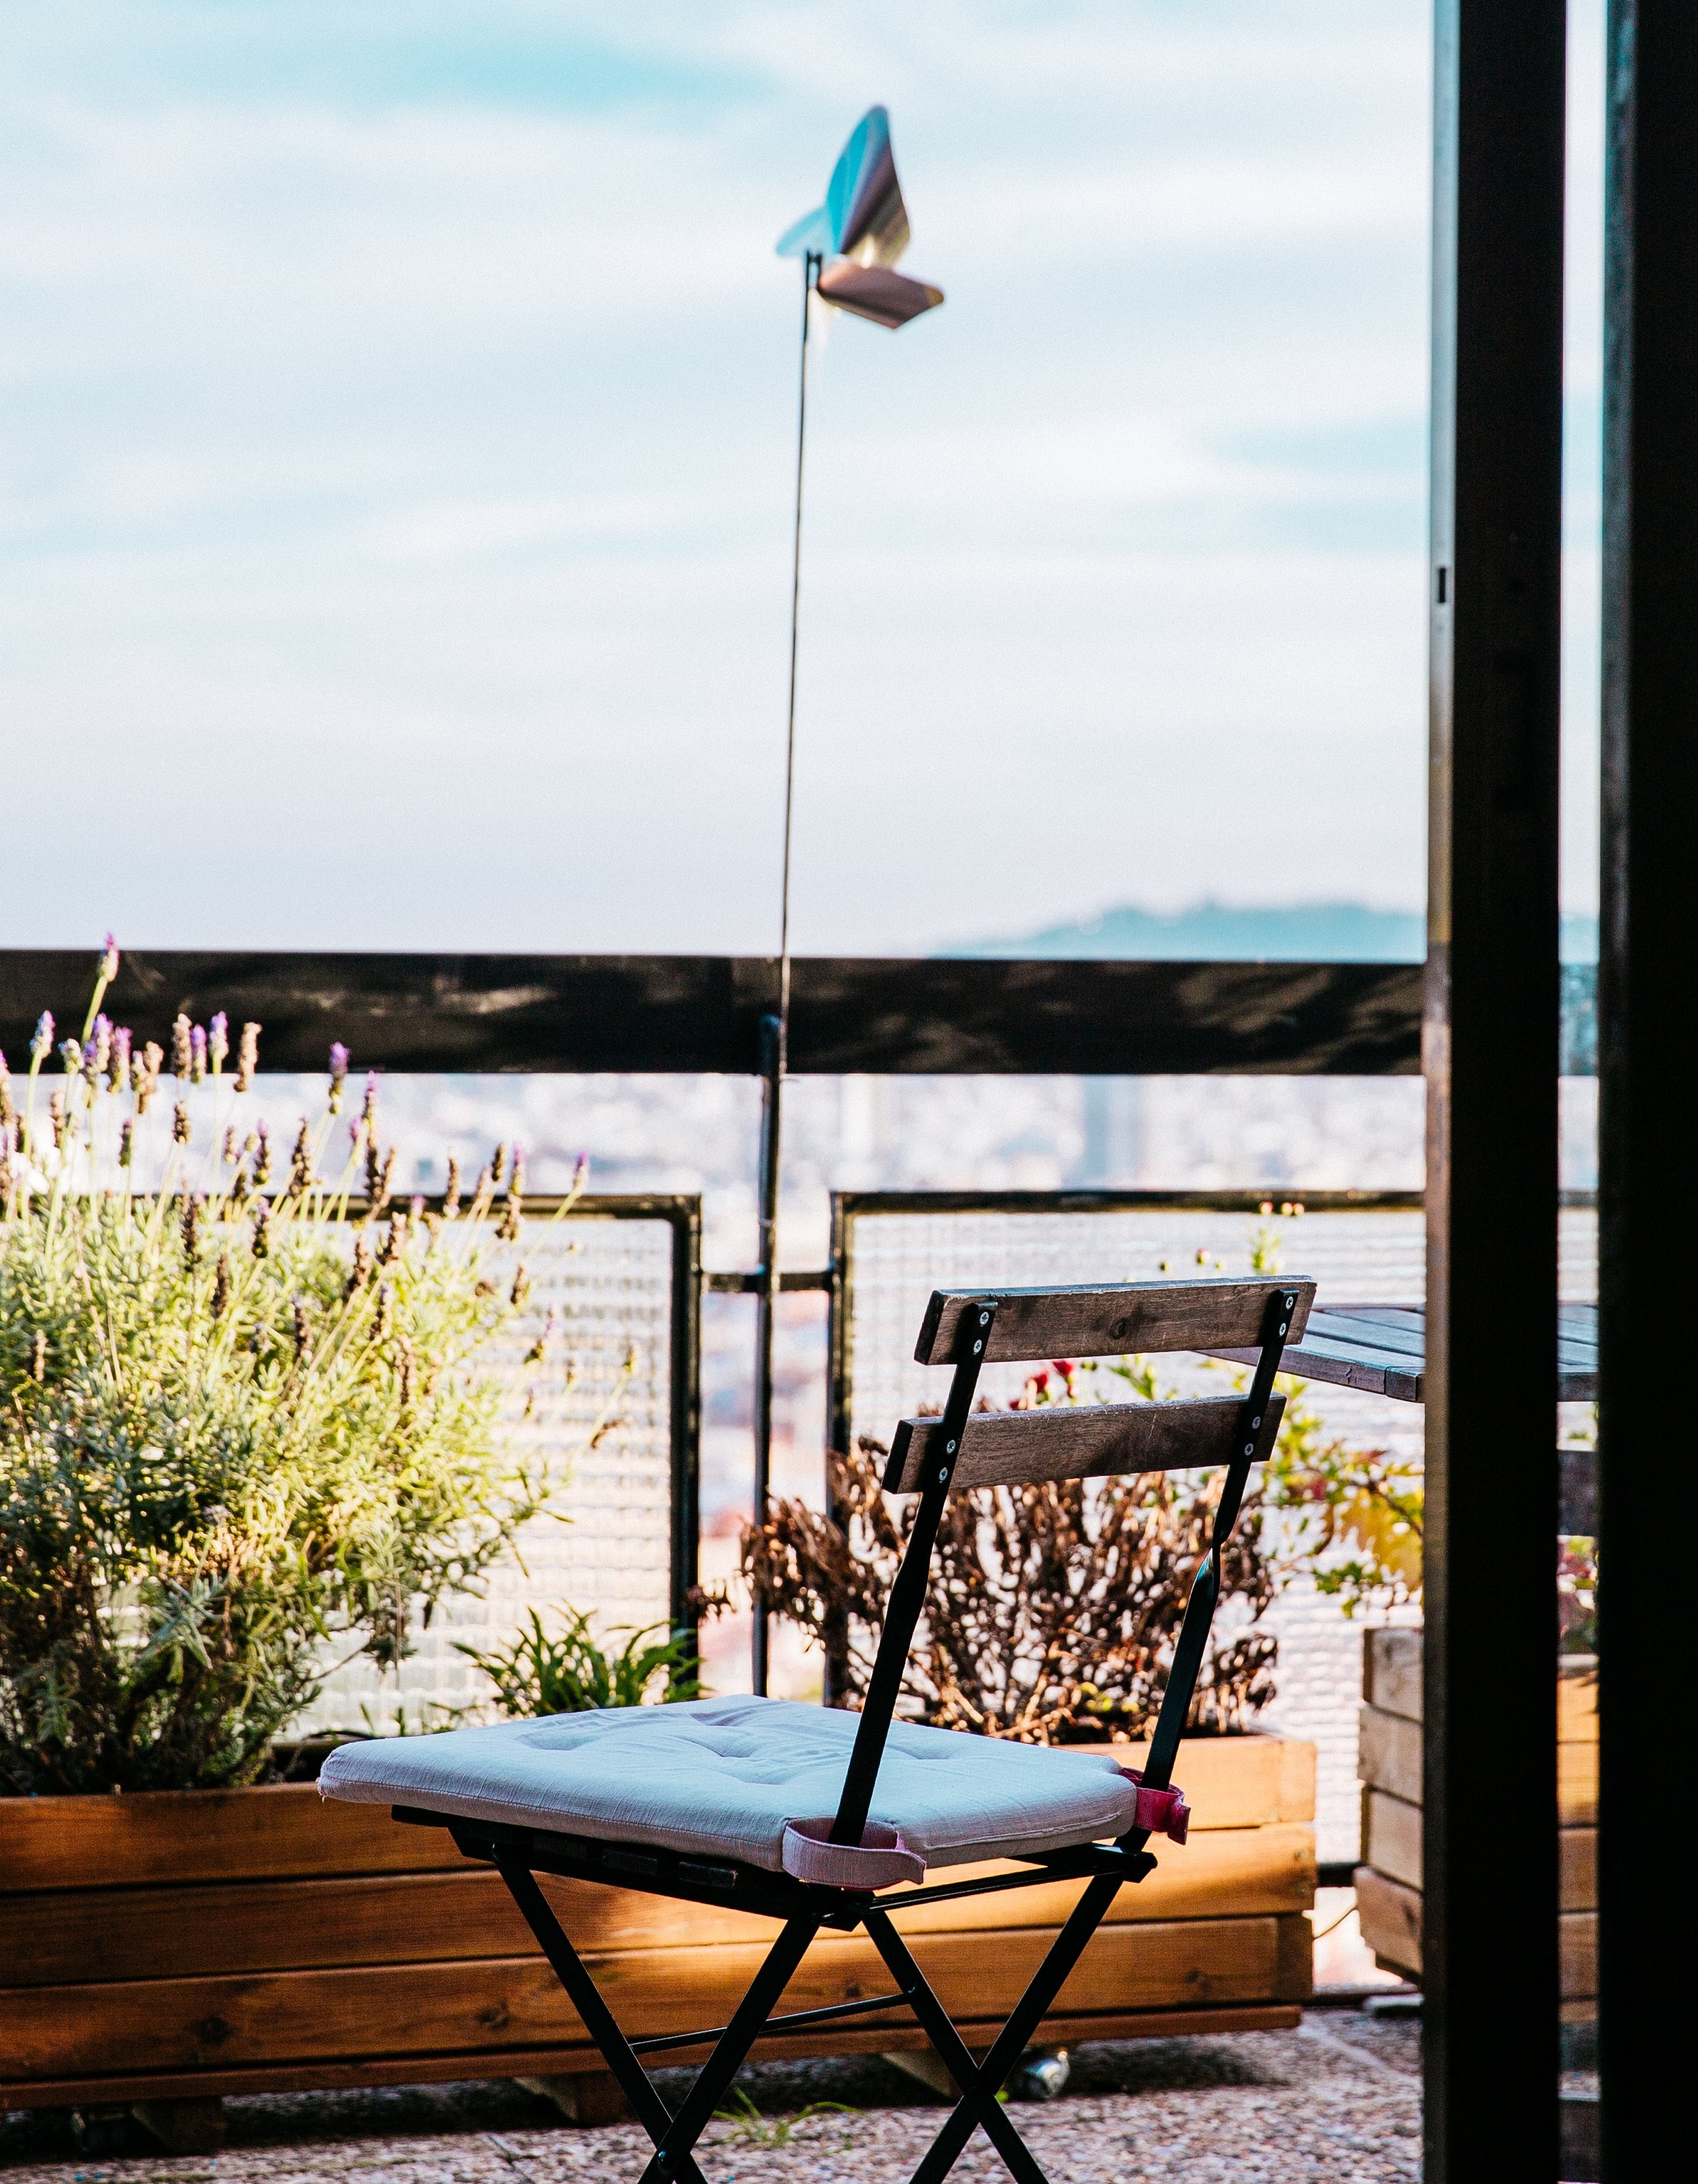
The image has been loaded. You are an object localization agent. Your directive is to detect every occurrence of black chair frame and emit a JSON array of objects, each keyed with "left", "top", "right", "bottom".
[{"left": 394, "top": 1280, "right": 1302, "bottom": 2184}]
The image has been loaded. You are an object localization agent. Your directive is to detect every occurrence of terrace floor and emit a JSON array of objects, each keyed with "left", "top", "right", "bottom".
[{"left": 1, "top": 2009, "right": 1421, "bottom": 2184}]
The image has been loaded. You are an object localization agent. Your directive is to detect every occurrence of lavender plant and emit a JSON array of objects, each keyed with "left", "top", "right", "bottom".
[{"left": 0, "top": 941, "right": 600, "bottom": 1795}]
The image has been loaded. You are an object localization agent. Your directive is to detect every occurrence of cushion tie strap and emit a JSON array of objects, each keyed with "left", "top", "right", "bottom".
[
  {"left": 1120, "top": 1768, "right": 1191, "bottom": 1845},
  {"left": 781, "top": 1817, "right": 926, "bottom": 1889}
]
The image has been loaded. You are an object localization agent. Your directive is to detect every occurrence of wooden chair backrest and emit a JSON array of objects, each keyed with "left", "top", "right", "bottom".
[
  {"left": 884, "top": 1276, "right": 1314, "bottom": 1494},
  {"left": 915, "top": 1276, "right": 1313, "bottom": 1368}
]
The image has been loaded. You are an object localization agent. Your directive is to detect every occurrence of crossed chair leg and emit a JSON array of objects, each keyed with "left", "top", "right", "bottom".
[{"left": 495, "top": 1851, "right": 1130, "bottom": 2184}]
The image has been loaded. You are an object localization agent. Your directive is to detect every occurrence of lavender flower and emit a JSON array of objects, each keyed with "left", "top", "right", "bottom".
[
  {"left": 173, "top": 1101, "right": 191, "bottom": 1146},
  {"left": 211, "top": 1254, "right": 232, "bottom": 1319},
  {"left": 443, "top": 1152, "right": 462, "bottom": 1219},
  {"left": 119, "top": 1118, "right": 134, "bottom": 1169},
  {"left": 328, "top": 1042, "right": 350, "bottom": 1111},
  {"left": 252, "top": 1120, "right": 272, "bottom": 1185},
  {"left": 49, "top": 1087, "right": 67, "bottom": 1150},
  {"left": 236, "top": 1021, "right": 260, "bottom": 1094},
  {"left": 223, "top": 1127, "right": 239, "bottom": 1164},
  {"left": 99, "top": 933, "right": 120, "bottom": 985},
  {"left": 288, "top": 1118, "right": 314, "bottom": 1196},
  {"left": 30, "top": 1013, "right": 53, "bottom": 1066},
  {"left": 361, "top": 1072, "right": 378, "bottom": 1130},
  {"left": 172, "top": 1016, "right": 192, "bottom": 1078},
  {"left": 250, "top": 1199, "right": 272, "bottom": 1258},
  {"left": 491, "top": 1143, "right": 506, "bottom": 1186},
  {"left": 110, "top": 1025, "right": 131, "bottom": 1090},
  {"left": 136, "top": 1043, "right": 164, "bottom": 1114},
  {"left": 190, "top": 1024, "right": 207, "bottom": 1084},
  {"left": 374, "top": 1282, "right": 394, "bottom": 1343},
  {"left": 208, "top": 1014, "right": 229, "bottom": 1072},
  {"left": 510, "top": 1264, "right": 531, "bottom": 1309},
  {"left": 59, "top": 1039, "right": 84, "bottom": 1078},
  {"left": 181, "top": 1192, "right": 203, "bottom": 1264},
  {"left": 292, "top": 1296, "right": 311, "bottom": 1359},
  {"left": 346, "top": 1226, "right": 374, "bottom": 1296},
  {"left": 0, "top": 1051, "right": 12, "bottom": 1132},
  {"left": 89, "top": 1017, "right": 112, "bottom": 1078},
  {"left": 573, "top": 1151, "right": 590, "bottom": 1192}
]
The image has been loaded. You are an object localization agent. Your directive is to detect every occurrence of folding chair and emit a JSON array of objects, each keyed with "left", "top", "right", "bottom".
[{"left": 320, "top": 1273, "right": 1314, "bottom": 2184}]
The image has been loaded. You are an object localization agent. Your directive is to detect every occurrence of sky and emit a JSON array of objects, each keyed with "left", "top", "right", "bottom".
[{"left": 0, "top": 1, "right": 1603, "bottom": 956}]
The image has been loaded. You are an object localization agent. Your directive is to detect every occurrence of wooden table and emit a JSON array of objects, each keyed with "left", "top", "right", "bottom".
[{"left": 1206, "top": 1301, "right": 1597, "bottom": 1404}]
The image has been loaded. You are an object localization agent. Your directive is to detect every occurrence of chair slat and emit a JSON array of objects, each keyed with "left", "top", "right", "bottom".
[
  {"left": 914, "top": 1277, "right": 1315, "bottom": 1367},
  {"left": 883, "top": 1391, "right": 1288, "bottom": 1494}
]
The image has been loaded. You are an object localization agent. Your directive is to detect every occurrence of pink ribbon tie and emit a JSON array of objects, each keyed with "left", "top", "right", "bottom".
[
  {"left": 781, "top": 1817, "right": 927, "bottom": 1889},
  {"left": 1120, "top": 1768, "right": 1191, "bottom": 1845}
]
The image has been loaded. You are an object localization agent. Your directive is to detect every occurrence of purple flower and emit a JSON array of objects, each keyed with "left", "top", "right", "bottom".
[
  {"left": 190, "top": 1024, "right": 208, "bottom": 1084},
  {"left": 329, "top": 1042, "right": 349, "bottom": 1085},
  {"left": 31, "top": 1013, "right": 53, "bottom": 1064},
  {"left": 99, "top": 933, "right": 120, "bottom": 984},
  {"left": 112, "top": 1026, "right": 133, "bottom": 1078},
  {"left": 208, "top": 1014, "right": 229, "bottom": 1069},
  {"left": 59, "top": 1038, "right": 84, "bottom": 1077}
]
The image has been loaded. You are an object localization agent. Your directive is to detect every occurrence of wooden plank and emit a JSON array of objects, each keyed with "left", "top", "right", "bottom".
[
  {"left": 1361, "top": 1790, "right": 1421, "bottom": 1890},
  {"left": 1559, "top": 1659, "right": 1598, "bottom": 1742},
  {"left": 1364, "top": 1630, "right": 1424, "bottom": 1722},
  {"left": 2, "top": 1915, "right": 1294, "bottom": 2082},
  {"left": 1, "top": 1823, "right": 1316, "bottom": 1988},
  {"left": 1357, "top": 1704, "right": 1422, "bottom": 1803},
  {"left": 0, "top": 2003, "right": 1304, "bottom": 2113},
  {"left": 1312, "top": 1310, "right": 1428, "bottom": 1358},
  {"left": 1562, "top": 1910, "right": 1597, "bottom": 2002},
  {"left": 1206, "top": 1336, "right": 1424, "bottom": 1404},
  {"left": 916, "top": 1279, "right": 1316, "bottom": 1369},
  {"left": 1561, "top": 1827, "right": 1596, "bottom": 1913},
  {"left": 1106, "top": 1730, "right": 1315, "bottom": 1826},
  {"left": 1560, "top": 1738, "right": 1597, "bottom": 1827},
  {"left": 884, "top": 1393, "right": 1285, "bottom": 1494},
  {"left": 1354, "top": 1865, "right": 1421, "bottom": 1981},
  {"left": 0, "top": 1782, "right": 463, "bottom": 1895}
]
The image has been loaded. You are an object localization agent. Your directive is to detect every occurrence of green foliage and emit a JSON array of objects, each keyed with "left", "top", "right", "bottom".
[
  {"left": 458, "top": 1607, "right": 700, "bottom": 1716},
  {"left": 0, "top": 945, "right": 594, "bottom": 1795},
  {"left": 713, "top": 2090, "right": 857, "bottom": 2149}
]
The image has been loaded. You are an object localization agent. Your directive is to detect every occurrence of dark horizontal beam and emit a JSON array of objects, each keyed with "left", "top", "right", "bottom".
[{"left": 0, "top": 950, "right": 1424, "bottom": 1077}]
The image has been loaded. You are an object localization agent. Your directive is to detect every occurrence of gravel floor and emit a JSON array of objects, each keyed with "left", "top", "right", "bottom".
[{"left": 1, "top": 2013, "right": 1421, "bottom": 2184}]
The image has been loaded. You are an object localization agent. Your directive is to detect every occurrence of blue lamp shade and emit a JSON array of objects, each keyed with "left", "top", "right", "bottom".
[{"left": 776, "top": 105, "right": 944, "bottom": 328}]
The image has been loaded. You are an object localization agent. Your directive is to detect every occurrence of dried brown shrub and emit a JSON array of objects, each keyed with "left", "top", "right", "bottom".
[{"left": 740, "top": 1435, "right": 1278, "bottom": 1744}]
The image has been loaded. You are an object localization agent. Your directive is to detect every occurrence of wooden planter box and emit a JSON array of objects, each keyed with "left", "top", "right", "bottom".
[
  {"left": 1354, "top": 1628, "right": 1597, "bottom": 2021},
  {"left": 2, "top": 1730, "right": 1315, "bottom": 2122}
]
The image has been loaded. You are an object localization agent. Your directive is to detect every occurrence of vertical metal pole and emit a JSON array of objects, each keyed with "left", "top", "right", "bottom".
[
  {"left": 1426, "top": 3, "right": 1565, "bottom": 2180},
  {"left": 752, "top": 1014, "right": 782, "bottom": 1696},
  {"left": 753, "top": 250, "right": 818, "bottom": 1695},
  {"left": 1599, "top": 4, "right": 1698, "bottom": 2174}
]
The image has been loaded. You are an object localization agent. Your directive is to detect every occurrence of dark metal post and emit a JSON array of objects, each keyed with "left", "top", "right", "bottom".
[
  {"left": 1425, "top": 2, "right": 1565, "bottom": 2178},
  {"left": 751, "top": 1011, "right": 783, "bottom": 1695},
  {"left": 1599, "top": 4, "right": 1698, "bottom": 2172},
  {"left": 667, "top": 1198, "right": 703, "bottom": 1655}
]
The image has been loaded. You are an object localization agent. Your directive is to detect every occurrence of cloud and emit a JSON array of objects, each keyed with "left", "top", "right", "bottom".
[{"left": 5, "top": 0, "right": 1600, "bottom": 951}]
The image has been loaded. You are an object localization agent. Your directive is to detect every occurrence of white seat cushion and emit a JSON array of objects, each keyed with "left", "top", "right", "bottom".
[{"left": 318, "top": 1696, "right": 1141, "bottom": 1874}]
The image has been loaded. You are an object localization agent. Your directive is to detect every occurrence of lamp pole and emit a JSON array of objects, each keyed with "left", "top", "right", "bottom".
[{"left": 753, "top": 247, "right": 820, "bottom": 1697}]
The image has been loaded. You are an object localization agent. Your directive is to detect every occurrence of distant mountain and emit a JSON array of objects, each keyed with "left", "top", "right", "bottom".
[{"left": 946, "top": 900, "right": 1600, "bottom": 964}]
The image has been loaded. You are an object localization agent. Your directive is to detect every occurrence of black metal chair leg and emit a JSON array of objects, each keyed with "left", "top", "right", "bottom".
[
  {"left": 905, "top": 1870, "right": 1124, "bottom": 2184},
  {"left": 862, "top": 1909, "right": 1051, "bottom": 2184},
  {"left": 494, "top": 1854, "right": 702, "bottom": 2176},
  {"left": 636, "top": 1909, "right": 824, "bottom": 2184}
]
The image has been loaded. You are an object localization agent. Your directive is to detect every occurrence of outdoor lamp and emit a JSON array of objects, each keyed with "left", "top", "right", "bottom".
[{"left": 752, "top": 106, "right": 943, "bottom": 1693}]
